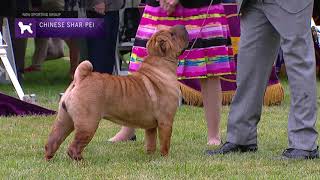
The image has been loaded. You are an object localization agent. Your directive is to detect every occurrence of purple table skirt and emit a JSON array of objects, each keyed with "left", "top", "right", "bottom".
[{"left": 0, "top": 92, "right": 56, "bottom": 117}]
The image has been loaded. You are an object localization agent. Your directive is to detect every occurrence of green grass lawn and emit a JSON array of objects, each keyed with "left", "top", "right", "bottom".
[{"left": 0, "top": 40, "right": 320, "bottom": 179}]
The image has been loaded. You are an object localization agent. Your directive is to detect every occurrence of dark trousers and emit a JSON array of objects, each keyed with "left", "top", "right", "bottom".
[
  {"left": 0, "top": 0, "right": 29, "bottom": 82},
  {"left": 86, "top": 11, "right": 119, "bottom": 74}
]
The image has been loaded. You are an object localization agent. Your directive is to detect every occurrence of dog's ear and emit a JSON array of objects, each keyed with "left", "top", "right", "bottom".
[
  {"left": 157, "top": 38, "right": 170, "bottom": 56},
  {"left": 146, "top": 34, "right": 157, "bottom": 55}
]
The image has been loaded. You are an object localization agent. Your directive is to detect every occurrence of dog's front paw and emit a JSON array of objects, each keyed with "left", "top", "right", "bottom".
[
  {"left": 67, "top": 148, "right": 83, "bottom": 161},
  {"left": 44, "top": 144, "right": 55, "bottom": 161},
  {"left": 45, "top": 155, "right": 54, "bottom": 161},
  {"left": 160, "top": 149, "right": 169, "bottom": 157}
]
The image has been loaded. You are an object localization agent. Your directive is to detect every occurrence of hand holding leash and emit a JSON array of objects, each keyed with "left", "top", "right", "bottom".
[{"left": 158, "top": 0, "right": 179, "bottom": 16}]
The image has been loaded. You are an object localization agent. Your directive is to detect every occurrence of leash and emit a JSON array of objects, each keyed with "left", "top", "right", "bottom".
[{"left": 183, "top": 0, "right": 215, "bottom": 59}]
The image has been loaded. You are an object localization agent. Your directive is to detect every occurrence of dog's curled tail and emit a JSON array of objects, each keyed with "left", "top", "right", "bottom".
[{"left": 74, "top": 60, "right": 93, "bottom": 83}]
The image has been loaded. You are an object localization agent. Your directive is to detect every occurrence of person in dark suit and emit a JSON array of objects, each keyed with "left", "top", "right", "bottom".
[
  {"left": 0, "top": 0, "right": 30, "bottom": 82},
  {"left": 1, "top": 0, "right": 44, "bottom": 82},
  {"left": 207, "top": 0, "right": 318, "bottom": 159},
  {"left": 85, "top": 0, "right": 124, "bottom": 74},
  {"left": 0, "top": 0, "right": 15, "bottom": 16}
]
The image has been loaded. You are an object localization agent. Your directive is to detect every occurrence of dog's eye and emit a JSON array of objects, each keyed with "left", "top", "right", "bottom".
[{"left": 170, "top": 32, "right": 175, "bottom": 37}]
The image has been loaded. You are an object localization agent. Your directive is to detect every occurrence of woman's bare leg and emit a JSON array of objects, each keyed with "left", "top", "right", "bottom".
[
  {"left": 200, "top": 77, "right": 222, "bottom": 145},
  {"left": 108, "top": 126, "right": 136, "bottom": 142}
]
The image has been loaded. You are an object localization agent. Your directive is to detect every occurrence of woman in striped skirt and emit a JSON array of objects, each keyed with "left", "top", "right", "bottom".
[{"left": 109, "top": 0, "right": 235, "bottom": 146}]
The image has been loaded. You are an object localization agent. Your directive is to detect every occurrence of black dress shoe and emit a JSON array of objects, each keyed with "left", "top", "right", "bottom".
[
  {"left": 129, "top": 135, "right": 137, "bottom": 141},
  {"left": 206, "top": 142, "right": 258, "bottom": 155},
  {"left": 282, "top": 147, "right": 319, "bottom": 159}
]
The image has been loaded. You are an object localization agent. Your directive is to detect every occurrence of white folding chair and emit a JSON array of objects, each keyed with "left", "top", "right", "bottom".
[
  {"left": 0, "top": 18, "right": 34, "bottom": 102},
  {"left": 114, "top": 35, "right": 131, "bottom": 76}
]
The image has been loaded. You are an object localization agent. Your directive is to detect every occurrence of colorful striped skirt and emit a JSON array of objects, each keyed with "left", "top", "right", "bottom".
[{"left": 130, "top": 1, "right": 236, "bottom": 79}]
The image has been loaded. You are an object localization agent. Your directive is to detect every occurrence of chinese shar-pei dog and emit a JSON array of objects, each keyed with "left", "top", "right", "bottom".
[{"left": 45, "top": 25, "right": 189, "bottom": 161}]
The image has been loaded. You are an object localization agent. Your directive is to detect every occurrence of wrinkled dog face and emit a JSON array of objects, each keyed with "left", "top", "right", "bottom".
[{"left": 147, "top": 25, "right": 189, "bottom": 59}]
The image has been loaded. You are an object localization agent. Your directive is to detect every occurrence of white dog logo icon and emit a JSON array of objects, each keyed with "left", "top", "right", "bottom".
[{"left": 18, "top": 22, "right": 33, "bottom": 34}]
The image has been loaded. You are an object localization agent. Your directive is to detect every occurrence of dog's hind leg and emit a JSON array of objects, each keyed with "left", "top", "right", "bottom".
[
  {"left": 67, "top": 118, "right": 99, "bottom": 161},
  {"left": 145, "top": 128, "right": 157, "bottom": 154},
  {"left": 45, "top": 108, "right": 74, "bottom": 161},
  {"left": 158, "top": 117, "right": 173, "bottom": 156}
]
